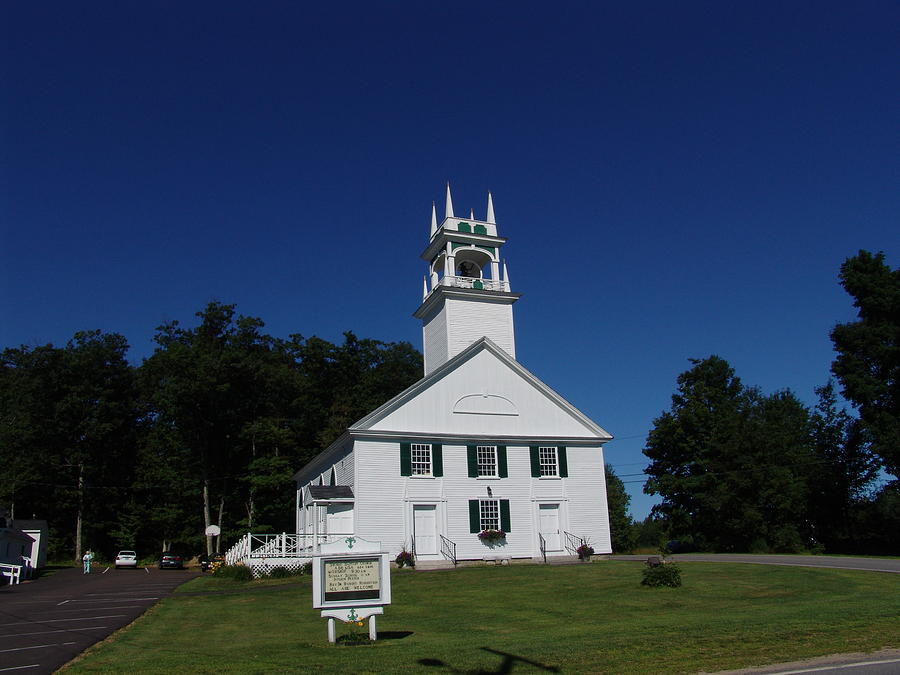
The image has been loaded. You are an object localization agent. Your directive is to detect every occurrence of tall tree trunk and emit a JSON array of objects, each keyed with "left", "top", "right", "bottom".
[
  {"left": 203, "top": 477, "right": 212, "bottom": 555},
  {"left": 74, "top": 462, "right": 84, "bottom": 562},
  {"left": 215, "top": 495, "right": 225, "bottom": 553}
]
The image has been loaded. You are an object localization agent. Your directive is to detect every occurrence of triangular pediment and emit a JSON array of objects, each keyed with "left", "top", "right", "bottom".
[{"left": 350, "top": 338, "right": 612, "bottom": 441}]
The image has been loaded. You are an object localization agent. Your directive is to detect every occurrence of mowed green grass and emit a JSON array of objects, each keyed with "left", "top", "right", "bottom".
[{"left": 64, "top": 562, "right": 899, "bottom": 674}]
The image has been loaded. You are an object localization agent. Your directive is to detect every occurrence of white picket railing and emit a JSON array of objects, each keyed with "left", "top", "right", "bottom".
[
  {"left": 441, "top": 275, "right": 506, "bottom": 292},
  {"left": 224, "top": 532, "right": 345, "bottom": 566}
]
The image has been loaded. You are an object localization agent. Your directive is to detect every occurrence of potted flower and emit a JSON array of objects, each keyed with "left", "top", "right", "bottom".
[
  {"left": 395, "top": 549, "right": 415, "bottom": 568},
  {"left": 478, "top": 529, "right": 506, "bottom": 544},
  {"left": 576, "top": 543, "right": 594, "bottom": 561}
]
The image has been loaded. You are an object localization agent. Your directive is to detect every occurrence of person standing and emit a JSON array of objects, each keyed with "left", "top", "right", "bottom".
[{"left": 82, "top": 550, "right": 93, "bottom": 574}]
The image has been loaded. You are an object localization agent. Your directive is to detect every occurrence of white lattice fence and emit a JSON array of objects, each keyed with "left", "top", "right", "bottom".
[{"left": 248, "top": 557, "right": 312, "bottom": 578}]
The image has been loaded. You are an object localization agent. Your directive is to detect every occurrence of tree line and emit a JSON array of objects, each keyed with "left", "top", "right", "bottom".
[
  {"left": 0, "top": 302, "right": 422, "bottom": 561},
  {"left": 635, "top": 250, "right": 899, "bottom": 555}
]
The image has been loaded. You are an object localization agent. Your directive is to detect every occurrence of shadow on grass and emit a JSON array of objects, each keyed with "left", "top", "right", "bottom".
[
  {"left": 378, "top": 631, "right": 413, "bottom": 640},
  {"left": 418, "top": 647, "right": 560, "bottom": 673}
]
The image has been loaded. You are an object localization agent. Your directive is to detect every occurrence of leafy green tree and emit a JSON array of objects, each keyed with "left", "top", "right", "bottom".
[
  {"left": 643, "top": 356, "right": 746, "bottom": 549},
  {"left": 605, "top": 465, "right": 636, "bottom": 552},
  {"left": 644, "top": 356, "right": 817, "bottom": 552},
  {"left": 831, "top": 250, "right": 900, "bottom": 477},
  {"left": 807, "top": 381, "right": 879, "bottom": 551},
  {"left": 0, "top": 331, "right": 137, "bottom": 560}
]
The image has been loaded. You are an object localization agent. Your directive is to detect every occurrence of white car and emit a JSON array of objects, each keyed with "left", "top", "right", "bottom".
[{"left": 115, "top": 550, "right": 138, "bottom": 569}]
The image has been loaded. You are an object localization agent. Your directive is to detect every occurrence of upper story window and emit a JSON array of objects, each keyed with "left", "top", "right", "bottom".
[
  {"left": 401, "top": 442, "right": 443, "bottom": 477},
  {"left": 411, "top": 443, "right": 432, "bottom": 476},
  {"left": 477, "top": 445, "right": 498, "bottom": 477},
  {"left": 530, "top": 445, "right": 568, "bottom": 478},
  {"left": 539, "top": 446, "right": 559, "bottom": 477}
]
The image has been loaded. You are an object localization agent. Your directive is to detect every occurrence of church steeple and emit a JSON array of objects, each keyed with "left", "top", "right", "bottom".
[{"left": 414, "top": 185, "right": 520, "bottom": 374}]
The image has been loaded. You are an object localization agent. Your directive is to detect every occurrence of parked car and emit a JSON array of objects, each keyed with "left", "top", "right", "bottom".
[
  {"left": 199, "top": 553, "right": 225, "bottom": 572},
  {"left": 115, "top": 550, "right": 138, "bottom": 569},
  {"left": 158, "top": 552, "right": 184, "bottom": 570}
]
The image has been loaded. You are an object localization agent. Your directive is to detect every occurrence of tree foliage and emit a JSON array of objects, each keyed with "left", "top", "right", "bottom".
[
  {"left": 830, "top": 250, "right": 900, "bottom": 477},
  {"left": 605, "top": 465, "right": 636, "bottom": 552},
  {"left": 0, "top": 302, "right": 422, "bottom": 560},
  {"left": 643, "top": 356, "right": 858, "bottom": 553}
]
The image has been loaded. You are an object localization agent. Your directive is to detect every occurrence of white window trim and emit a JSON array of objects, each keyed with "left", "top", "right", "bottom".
[
  {"left": 479, "top": 499, "right": 500, "bottom": 531},
  {"left": 477, "top": 445, "right": 498, "bottom": 478},
  {"left": 411, "top": 443, "right": 433, "bottom": 477},
  {"left": 538, "top": 446, "right": 560, "bottom": 478}
]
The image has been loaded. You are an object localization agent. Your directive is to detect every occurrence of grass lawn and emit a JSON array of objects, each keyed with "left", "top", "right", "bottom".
[{"left": 64, "top": 561, "right": 899, "bottom": 674}]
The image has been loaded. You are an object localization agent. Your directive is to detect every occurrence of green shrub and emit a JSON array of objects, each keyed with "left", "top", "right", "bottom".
[
  {"left": 299, "top": 561, "right": 312, "bottom": 575},
  {"left": 214, "top": 564, "right": 254, "bottom": 582},
  {"left": 268, "top": 566, "right": 291, "bottom": 579},
  {"left": 641, "top": 562, "right": 682, "bottom": 588}
]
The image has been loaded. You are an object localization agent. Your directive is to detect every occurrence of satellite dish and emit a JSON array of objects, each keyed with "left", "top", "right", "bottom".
[{"left": 205, "top": 525, "right": 221, "bottom": 537}]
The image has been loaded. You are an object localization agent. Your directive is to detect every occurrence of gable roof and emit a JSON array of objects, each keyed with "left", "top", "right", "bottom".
[{"left": 350, "top": 337, "right": 612, "bottom": 442}]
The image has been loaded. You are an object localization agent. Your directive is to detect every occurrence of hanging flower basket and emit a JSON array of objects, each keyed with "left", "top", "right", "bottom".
[{"left": 478, "top": 529, "right": 506, "bottom": 544}]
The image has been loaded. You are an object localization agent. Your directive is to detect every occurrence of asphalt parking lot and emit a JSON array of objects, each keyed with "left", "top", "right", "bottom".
[{"left": 0, "top": 564, "right": 195, "bottom": 674}]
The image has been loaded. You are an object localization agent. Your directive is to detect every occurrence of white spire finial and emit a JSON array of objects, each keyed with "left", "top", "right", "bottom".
[
  {"left": 430, "top": 201, "right": 437, "bottom": 237},
  {"left": 486, "top": 191, "right": 496, "bottom": 224},
  {"left": 445, "top": 182, "right": 455, "bottom": 219},
  {"left": 423, "top": 276, "right": 429, "bottom": 300},
  {"left": 469, "top": 208, "right": 474, "bottom": 220},
  {"left": 502, "top": 262, "right": 510, "bottom": 291}
]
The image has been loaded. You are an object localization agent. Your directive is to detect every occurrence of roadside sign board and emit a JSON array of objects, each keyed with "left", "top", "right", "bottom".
[{"left": 312, "top": 537, "right": 392, "bottom": 642}]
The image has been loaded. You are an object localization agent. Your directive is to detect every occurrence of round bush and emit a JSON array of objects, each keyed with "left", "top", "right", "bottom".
[{"left": 641, "top": 562, "right": 682, "bottom": 588}]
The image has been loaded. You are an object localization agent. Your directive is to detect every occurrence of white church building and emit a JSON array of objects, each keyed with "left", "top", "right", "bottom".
[{"left": 227, "top": 186, "right": 613, "bottom": 570}]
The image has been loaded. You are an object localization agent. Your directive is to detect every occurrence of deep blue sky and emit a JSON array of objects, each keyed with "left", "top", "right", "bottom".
[{"left": 3, "top": 2, "right": 897, "bottom": 519}]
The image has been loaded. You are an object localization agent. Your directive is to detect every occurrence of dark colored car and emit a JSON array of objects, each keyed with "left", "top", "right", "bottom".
[
  {"left": 199, "top": 553, "right": 225, "bottom": 572},
  {"left": 158, "top": 552, "right": 184, "bottom": 570}
]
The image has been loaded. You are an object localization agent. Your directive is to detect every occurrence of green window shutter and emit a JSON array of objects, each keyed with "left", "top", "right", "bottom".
[
  {"left": 558, "top": 446, "right": 568, "bottom": 478},
  {"left": 467, "top": 445, "right": 478, "bottom": 477},
  {"left": 474, "top": 224, "right": 487, "bottom": 235},
  {"left": 498, "top": 445, "right": 508, "bottom": 478},
  {"left": 529, "top": 446, "right": 540, "bottom": 477},
  {"left": 469, "top": 500, "right": 481, "bottom": 533},
  {"left": 500, "top": 500, "right": 511, "bottom": 532},
  {"left": 458, "top": 222, "right": 471, "bottom": 232},
  {"left": 400, "top": 442, "right": 411, "bottom": 476},
  {"left": 432, "top": 444, "right": 443, "bottom": 477}
]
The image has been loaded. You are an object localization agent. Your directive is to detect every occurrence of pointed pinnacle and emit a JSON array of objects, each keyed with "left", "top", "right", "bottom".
[
  {"left": 430, "top": 201, "right": 437, "bottom": 237},
  {"left": 445, "top": 182, "right": 455, "bottom": 219},
  {"left": 486, "top": 191, "right": 496, "bottom": 224}
]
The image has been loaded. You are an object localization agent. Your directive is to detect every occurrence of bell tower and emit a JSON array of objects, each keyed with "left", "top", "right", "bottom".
[{"left": 413, "top": 184, "right": 520, "bottom": 375}]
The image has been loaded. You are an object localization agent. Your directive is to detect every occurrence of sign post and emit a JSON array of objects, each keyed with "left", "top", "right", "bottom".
[{"left": 312, "top": 537, "right": 392, "bottom": 643}]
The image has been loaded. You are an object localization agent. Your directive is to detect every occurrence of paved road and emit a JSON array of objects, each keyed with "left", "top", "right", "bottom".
[
  {"left": 712, "top": 648, "right": 900, "bottom": 675},
  {"left": 0, "top": 565, "right": 195, "bottom": 674},
  {"left": 607, "top": 554, "right": 900, "bottom": 573}
]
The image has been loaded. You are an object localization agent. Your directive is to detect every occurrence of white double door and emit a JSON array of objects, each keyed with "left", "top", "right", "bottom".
[
  {"left": 413, "top": 504, "right": 438, "bottom": 555},
  {"left": 539, "top": 503, "right": 562, "bottom": 551}
]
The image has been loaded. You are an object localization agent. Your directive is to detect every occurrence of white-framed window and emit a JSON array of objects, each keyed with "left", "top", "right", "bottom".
[
  {"left": 539, "top": 446, "right": 559, "bottom": 477},
  {"left": 411, "top": 443, "right": 432, "bottom": 476},
  {"left": 479, "top": 499, "right": 500, "bottom": 531},
  {"left": 477, "top": 445, "right": 498, "bottom": 477}
]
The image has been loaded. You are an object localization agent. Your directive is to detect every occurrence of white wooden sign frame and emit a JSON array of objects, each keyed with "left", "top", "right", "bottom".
[{"left": 311, "top": 537, "right": 391, "bottom": 642}]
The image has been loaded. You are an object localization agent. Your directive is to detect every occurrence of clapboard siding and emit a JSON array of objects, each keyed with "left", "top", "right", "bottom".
[
  {"left": 351, "top": 440, "right": 609, "bottom": 560},
  {"left": 422, "top": 305, "right": 448, "bottom": 375},
  {"left": 446, "top": 297, "right": 515, "bottom": 362},
  {"left": 565, "top": 446, "right": 612, "bottom": 553}
]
